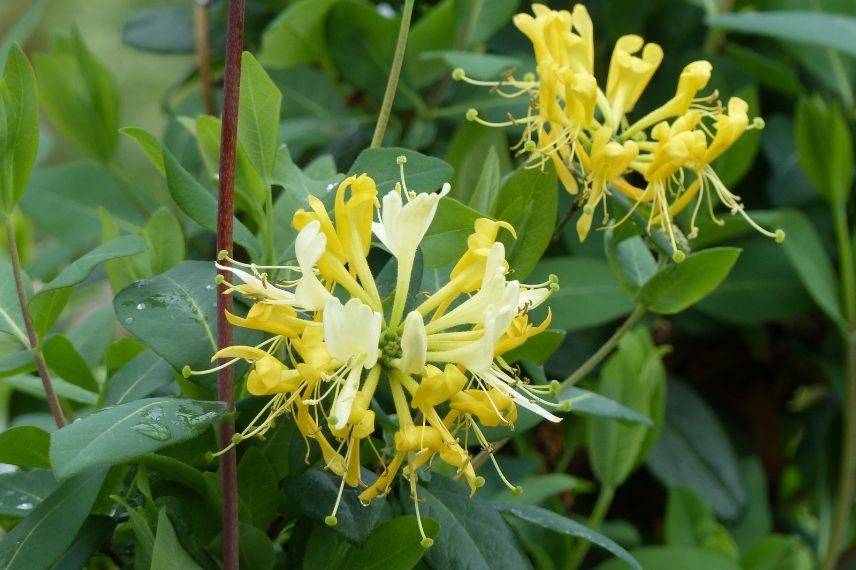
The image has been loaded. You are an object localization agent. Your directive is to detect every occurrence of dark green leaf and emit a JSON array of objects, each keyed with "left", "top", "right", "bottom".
[
  {"left": 0, "top": 467, "right": 107, "bottom": 570},
  {"left": 0, "top": 469, "right": 58, "bottom": 517},
  {"left": 238, "top": 447, "right": 279, "bottom": 530},
  {"left": 49, "top": 397, "right": 226, "bottom": 479},
  {"left": 494, "top": 165, "right": 558, "bottom": 279},
  {"left": 239, "top": 51, "right": 281, "bottom": 183},
  {"left": 151, "top": 508, "right": 203, "bottom": 570},
  {"left": 43, "top": 334, "right": 97, "bottom": 392},
  {"left": 342, "top": 515, "right": 438, "bottom": 570},
  {"left": 794, "top": 95, "right": 854, "bottom": 205},
  {"left": 708, "top": 11, "right": 856, "bottom": 58},
  {"left": 122, "top": 7, "right": 194, "bottom": 54},
  {"left": 646, "top": 380, "right": 745, "bottom": 520},
  {"left": 0, "top": 425, "right": 50, "bottom": 468},
  {"left": 103, "top": 350, "right": 175, "bottom": 406},
  {"left": 422, "top": 50, "right": 522, "bottom": 80},
  {"left": 3, "top": 374, "right": 98, "bottom": 405},
  {"left": 740, "top": 534, "right": 813, "bottom": 570},
  {"left": 421, "top": 197, "right": 481, "bottom": 268},
  {"left": 446, "top": 122, "right": 511, "bottom": 204},
  {"left": 349, "top": 147, "right": 453, "bottom": 194},
  {"left": 143, "top": 207, "right": 185, "bottom": 276},
  {"left": 29, "top": 234, "right": 148, "bottom": 337},
  {"left": 51, "top": 515, "right": 115, "bottom": 570},
  {"left": 287, "top": 468, "right": 386, "bottom": 546},
  {"left": 635, "top": 248, "right": 741, "bottom": 314},
  {"left": 493, "top": 473, "right": 594, "bottom": 505},
  {"left": 259, "top": 0, "right": 338, "bottom": 69},
  {"left": 558, "top": 386, "right": 653, "bottom": 426},
  {"left": 665, "top": 487, "right": 738, "bottom": 559},
  {"left": 407, "top": 475, "right": 531, "bottom": 570},
  {"left": 604, "top": 232, "right": 657, "bottom": 297},
  {"left": 114, "top": 261, "right": 260, "bottom": 388},
  {"left": 596, "top": 545, "right": 739, "bottom": 570},
  {"left": 530, "top": 257, "right": 634, "bottom": 331},
  {"left": 498, "top": 503, "right": 641, "bottom": 570}
]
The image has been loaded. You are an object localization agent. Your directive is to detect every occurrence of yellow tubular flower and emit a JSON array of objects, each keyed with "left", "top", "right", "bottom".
[
  {"left": 200, "top": 165, "right": 561, "bottom": 547},
  {"left": 606, "top": 35, "right": 663, "bottom": 127}
]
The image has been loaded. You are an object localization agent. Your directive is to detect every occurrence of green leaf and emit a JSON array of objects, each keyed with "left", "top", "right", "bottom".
[
  {"left": 635, "top": 248, "right": 741, "bottom": 314},
  {"left": 28, "top": 234, "right": 148, "bottom": 338},
  {"left": 0, "top": 44, "right": 39, "bottom": 214},
  {"left": 0, "top": 1, "right": 46, "bottom": 75},
  {"left": 0, "top": 467, "right": 107, "bottom": 570},
  {"left": 143, "top": 207, "right": 185, "bottom": 276},
  {"left": 0, "top": 425, "right": 50, "bottom": 468},
  {"left": 588, "top": 328, "right": 666, "bottom": 487},
  {"left": 498, "top": 503, "right": 641, "bottom": 570},
  {"left": 42, "top": 334, "right": 97, "bottom": 392},
  {"left": 51, "top": 515, "right": 116, "bottom": 570},
  {"left": 422, "top": 50, "right": 522, "bottom": 80},
  {"left": 530, "top": 257, "right": 634, "bottom": 331},
  {"left": 794, "top": 95, "right": 854, "bottom": 206},
  {"left": 0, "top": 349, "right": 34, "bottom": 379},
  {"left": 239, "top": 51, "right": 282, "bottom": 183},
  {"left": 596, "top": 545, "right": 739, "bottom": 570},
  {"left": 122, "top": 7, "right": 194, "bottom": 54},
  {"left": 502, "top": 329, "right": 565, "bottom": 365},
  {"left": 120, "top": 126, "right": 165, "bottom": 174},
  {"left": 0, "top": 469, "right": 58, "bottom": 517},
  {"left": 707, "top": 11, "right": 856, "bottom": 59},
  {"left": 20, "top": 162, "right": 143, "bottom": 255},
  {"left": 3, "top": 374, "right": 98, "bottom": 405},
  {"left": 605, "top": 232, "right": 658, "bottom": 297},
  {"left": 349, "top": 147, "right": 453, "bottom": 194},
  {"left": 775, "top": 209, "right": 844, "bottom": 327},
  {"left": 468, "top": 146, "right": 502, "bottom": 213},
  {"left": 99, "top": 207, "right": 144, "bottom": 293},
  {"left": 406, "top": 0, "right": 457, "bottom": 88},
  {"left": 493, "top": 474, "right": 594, "bottom": 505},
  {"left": 406, "top": 475, "right": 531, "bottom": 570},
  {"left": 342, "top": 515, "right": 438, "bottom": 570},
  {"left": 238, "top": 447, "right": 279, "bottom": 530},
  {"left": 696, "top": 237, "right": 813, "bottom": 325},
  {"left": 727, "top": 458, "right": 772, "bottom": 551},
  {"left": 446, "top": 122, "right": 511, "bottom": 204},
  {"left": 128, "top": 131, "right": 261, "bottom": 258},
  {"left": 113, "top": 261, "right": 261, "bottom": 388},
  {"left": 740, "top": 534, "right": 813, "bottom": 570},
  {"left": 286, "top": 468, "right": 386, "bottom": 546},
  {"left": 151, "top": 508, "right": 203, "bottom": 570},
  {"left": 453, "top": 0, "right": 520, "bottom": 45},
  {"left": 558, "top": 386, "right": 653, "bottom": 426},
  {"left": 646, "top": 380, "right": 745, "bottom": 520},
  {"left": 33, "top": 30, "right": 119, "bottom": 162},
  {"left": 724, "top": 45, "right": 802, "bottom": 96},
  {"left": 103, "top": 350, "right": 175, "bottom": 406},
  {"left": 259, "top": 0, "right": 338, "bottom": 69},
  {"left": 494, "top": 165, "right": 558, "bottom": 279},
  {"left": 49, "top": 397, "right": 226, "bottom": 479},
  {"left": 666, "top": 487, "right": 739, "bottom": 559},
  {"left": 421, "top": 197, "right": 481, "bottom": 268},
  {"left": 0, "top": 260, "right": 30, "bottom": 344}
]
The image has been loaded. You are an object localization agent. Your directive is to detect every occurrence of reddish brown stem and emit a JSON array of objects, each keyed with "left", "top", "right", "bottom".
[
  {"left": 5, "top": 221, "right": 66, "bottom": 429},
  {"left": 216, "top": 1, "right": 244, "bottom": 569}
]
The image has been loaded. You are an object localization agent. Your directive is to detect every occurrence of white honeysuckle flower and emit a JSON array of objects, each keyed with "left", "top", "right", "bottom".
[
  {"left": 400, "top": 310, "right": 427, "bottom": 375},
  {"left": 294, "top": 221, "right": 333, "bottom": 311},
  {"left": 480, "top": 368, "right": 562, "bottom": 422},
  {"left": 323, "top": 297, "right": 383, "bottom": 430},
  {"left": 323, "top": 297, "right": 382, "bottom": 369},
  {"left": 215, "top": 263, "right": 297, "bottom": 305},
  {"left": 427, "top": 275, "right": 520, "bottom": 333},
  {"left": 517, "top": 287, "right": 551, "bottom": 313},
  {"left": 373, "top": 183, "right": 451, "bottom": 259}
]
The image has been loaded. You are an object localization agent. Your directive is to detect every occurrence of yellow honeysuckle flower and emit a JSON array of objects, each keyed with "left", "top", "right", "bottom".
[
  {"left": 455, "top": 3, "right": 784, "bottom": 251},
  {"left": 193, "top": 162, "right": 561, "bottom": 547}
]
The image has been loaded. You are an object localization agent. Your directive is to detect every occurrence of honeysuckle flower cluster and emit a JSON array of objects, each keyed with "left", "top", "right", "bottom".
[
  {"left": 455, "top": 3, "right": 784, "bottom": 258},
  {"left": 189, "top": 160, "right": 561, "bottom": 546}
]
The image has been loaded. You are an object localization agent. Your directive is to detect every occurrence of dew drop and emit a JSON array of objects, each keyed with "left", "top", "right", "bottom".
[
  {"left": 16, "top": 502, "right": 33, "bottom": 511},
  {"left": 136, "top": 303, "right": 146, "bottom": 310},
  {"left": 124, "top": 317, "right": 134, "bottom": 325},
  {"left": 206, "top": 284, "right": 214, "bottom": 290},
  {"left": 131, "top": 422, "right": 171, "bottom": 441}
]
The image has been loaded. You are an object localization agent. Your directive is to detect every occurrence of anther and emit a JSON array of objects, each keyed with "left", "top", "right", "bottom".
[
  {"left": 672, "top": 250, "right": 686, "bottom": 263},
  {"left": 774, "top": 229, "right": 786, "bottom": 243},
  {"left": 466, "top": 108, "right": 479, "bottom": 122},
  {"left": 583, "top": 204, "right": 595, "bottom": 215},
  {"left": 523, "top": 72, "right": 535, "bottom": 82},
  {"left": 231, "top": 433, "right": 244, "bottom": 445},
  {"left": 214, "top": 274, "right": 226, "bottom": 285},
  {"left": 396, "top": 155, "right": 408, "bottom": 165},
  {"left": 181, "top": 365, "right": 192, "bottom": 378},
  {"left": 217, "top": 249, "right": 229, "bottom": 260},
  {"left": 325, "top": 515, "right": 338, "bottom": 527},
  {"left": 452, "top": 68, "right": 465, "bottom": 81},
  {"left": 752, "top": 117, "right": 765, "bottom": 129},
  {"left": 523, "top": 140, "right": 537, "bottom": 153},
  {"left": 420, "top": 538, "right": 434, "bottom": 548}
]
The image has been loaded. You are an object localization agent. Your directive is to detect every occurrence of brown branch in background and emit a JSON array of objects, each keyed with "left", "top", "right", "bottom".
[
  {"left": 5, "top": 222, "right": 65, "bottom": 428},
  {"left": 216, "top": 1, "right": 245, "bottom": 569},
  {"left": 194, "top": 0, "right": 216, "bottom": 116}
]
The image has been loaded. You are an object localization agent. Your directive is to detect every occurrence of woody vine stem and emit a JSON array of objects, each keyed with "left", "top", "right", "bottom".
[{"left": 216, "top": 0, "right": 245, "bottom": 568}]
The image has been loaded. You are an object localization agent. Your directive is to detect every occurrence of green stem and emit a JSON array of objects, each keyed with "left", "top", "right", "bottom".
[
  {"left": 370, "top": 0, "right": 415, "bottom": 148},
  {"left": 263, "top": 185, "right": 275, "bottom": 266},
  {"left": 823, "top": 204, "right": 856, "bottom": 570},
  {"left": 567, "top": 485, "right": 615, "bottom": 570},
  {"left": 560, "top": 306, "right": 646, "bottom": 391}
]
